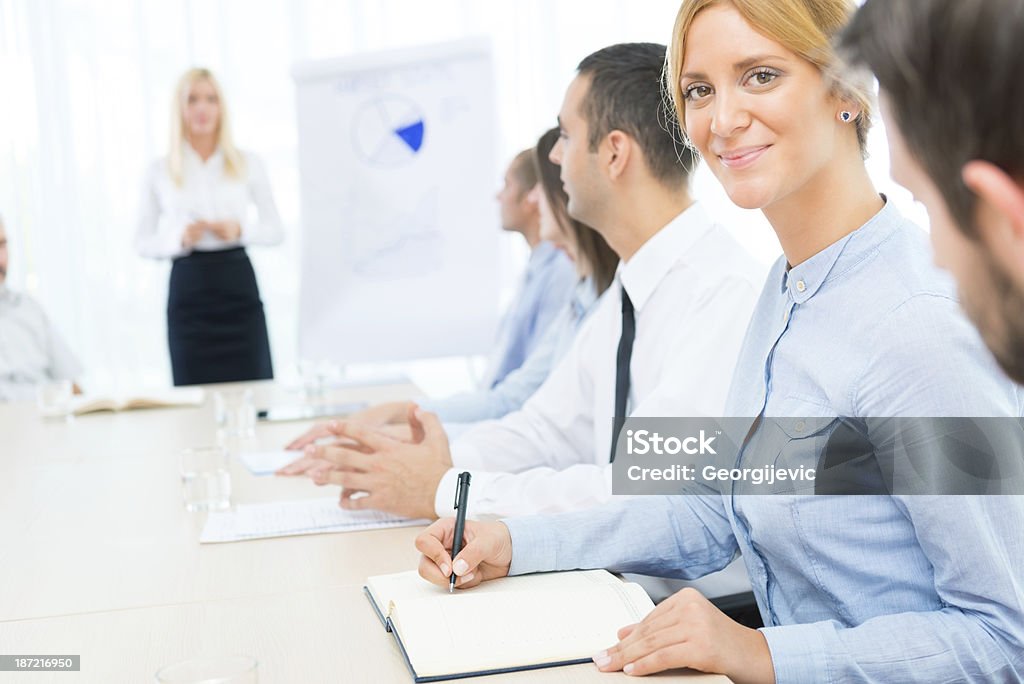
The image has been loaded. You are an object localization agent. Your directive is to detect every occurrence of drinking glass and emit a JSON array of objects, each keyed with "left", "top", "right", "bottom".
[
  {"left": 214, "top": 389, "right": 256, "bottom": 438},
  {"left": 179, "top": 446, "right": 231, "bottom": 513},
  {"left": 36, "top": 380, "right": 73, "bottom": 419}
]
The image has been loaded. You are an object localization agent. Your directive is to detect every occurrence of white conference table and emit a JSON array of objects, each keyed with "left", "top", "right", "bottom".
[{"left": 0, "top": 380, "right": 728, "bottom": 683}]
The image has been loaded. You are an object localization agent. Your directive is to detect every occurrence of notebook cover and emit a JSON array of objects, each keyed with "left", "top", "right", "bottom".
[
  {"left": 387, "top": 616, "right": 592, "bottom": 683},
  {"left": 363, "top": 585, "right": 391, "bottom": 632}
]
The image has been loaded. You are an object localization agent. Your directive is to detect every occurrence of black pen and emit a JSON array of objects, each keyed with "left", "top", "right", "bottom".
[{"left": 450, "top": 471, "right": 472, "bottom": 593}]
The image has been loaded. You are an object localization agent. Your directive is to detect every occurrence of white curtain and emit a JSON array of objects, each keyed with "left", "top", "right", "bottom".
[{"left": 0, "top": 0, "right": 920, "bottom": 393}]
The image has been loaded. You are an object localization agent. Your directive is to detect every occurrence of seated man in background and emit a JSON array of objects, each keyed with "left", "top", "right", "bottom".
[
  {"left": 484, "top": 147, "right": 576, "bottom": 387},
  {"left": 0, "top": 215, "right": 83, "bottom": 401}
]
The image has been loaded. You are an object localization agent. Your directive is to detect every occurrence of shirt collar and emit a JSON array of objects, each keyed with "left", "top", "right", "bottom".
[
  {"left": 570, "top": 276, "right": 598, "bottom": 319},
  {"left": 184, "top": 144, "right": 224, "bottom": 167},
  {"left": 619, "top": 201, "right": 714, "bottom": 311},
  {"left": 524, "top": 241, "right": 562, "bottom": 280},
  {"left": 529, "top": 240, "right": 560, "bottom": 265},
  {"left": 782, "top": 196, "right": 900, "bottom": 304}
]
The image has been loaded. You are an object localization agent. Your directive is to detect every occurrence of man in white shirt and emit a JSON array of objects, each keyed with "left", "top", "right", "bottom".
[
  {"left": 0, "top": 216, "right": 82, "bottom": 401},
  {"left": 305, "top": 43, "right": 764, "bottom": 523}
]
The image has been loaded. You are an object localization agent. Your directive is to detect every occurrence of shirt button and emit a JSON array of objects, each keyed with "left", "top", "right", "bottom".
[
  {"left": 796, "top": 280, "right": 806, "bottom": 292},
  {"left": 794, "top": 420, "right": 806, "bottom": 433}
]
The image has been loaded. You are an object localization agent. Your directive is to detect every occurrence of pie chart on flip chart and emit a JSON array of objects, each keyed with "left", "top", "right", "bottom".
[{"left": 352, "top": 95, "right": 427, "bottom": 168}]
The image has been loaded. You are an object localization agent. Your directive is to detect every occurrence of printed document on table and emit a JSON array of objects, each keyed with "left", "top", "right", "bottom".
[{"left": 200, "top": 497, "right": 429, "bottom": 543}]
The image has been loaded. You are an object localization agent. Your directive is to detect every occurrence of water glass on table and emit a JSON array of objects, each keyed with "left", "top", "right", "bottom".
[
  {"left": 36, "top": 379, "right": 73, "bottom": 419},
  {"left": 179, "top": 446, "right": 232, "bottom": 513},
  {"left": 298, "top": 358, "right": 333, "bottom": 400},
  {"left": 214, "top": 388, "right": 256, "bottom": 438}
]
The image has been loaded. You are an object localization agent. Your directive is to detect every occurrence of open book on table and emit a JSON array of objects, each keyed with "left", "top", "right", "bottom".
[
  {"left": 364, "top": 569, "right": 654, "bottom": 682},
  {"left": 70, "top": 387, "right": 205, "bottom": 415}
]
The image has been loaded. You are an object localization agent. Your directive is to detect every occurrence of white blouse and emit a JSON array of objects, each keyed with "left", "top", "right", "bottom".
[{"left": 135, "top": 146, "right": 284, "bottom": 259}]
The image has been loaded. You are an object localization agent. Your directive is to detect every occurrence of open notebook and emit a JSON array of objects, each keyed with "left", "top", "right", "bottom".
[
  {"left": 70, "top": 388, "right": 205, "bottom": 415},
  {"left": 365, "top": 569, "right": 654, "bottom": 682}
]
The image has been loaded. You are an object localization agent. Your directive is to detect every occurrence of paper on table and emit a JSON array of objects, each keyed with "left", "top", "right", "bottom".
[
  {"left": 200, "top": 497, "right": 429, "bottom": 543},
  {"left": 239, "top": 450, "right": 299, "bottom": 475}
]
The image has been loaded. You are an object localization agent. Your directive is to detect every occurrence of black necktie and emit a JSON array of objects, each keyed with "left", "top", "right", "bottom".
[{"left": 610, "top": 286, "right": 635, "bottom": 462}]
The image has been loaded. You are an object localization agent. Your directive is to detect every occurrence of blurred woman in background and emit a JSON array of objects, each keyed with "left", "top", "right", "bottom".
[
  {"left": 532, "top": 126, "right": 619, "bottom": 296},
  {"left": 136, "top": 67, "right": 283, "bottom": 386}
]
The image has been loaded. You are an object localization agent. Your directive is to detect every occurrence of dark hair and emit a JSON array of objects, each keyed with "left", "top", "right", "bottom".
[
  {"left": 534, "top": 128, "right": 619, "bottom": 294},
  {"left": 576, "top": 43, "right": 697, "bottom": 188},
  {"left": 839, "top": 0, "right": 1024, "bottom": 237},
  {"left": 507, "top": 148, "right": 538, "bottom": 196}
]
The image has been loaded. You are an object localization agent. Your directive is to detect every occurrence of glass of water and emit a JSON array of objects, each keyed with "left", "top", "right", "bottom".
[
  {"left": 180, "top": 446, "right": 231, "bottom": 513},
  {"left": 298, "top": 359, "right": 328, "bottom": 400},
  {"left": 214, "top": 389, "right": 256, "bottom": 438},
  {"left": 36, "top": 379, "right": 74, "bottom": 419},
  {"left": 155, "top": 655, "right": 257, "bottom": 683}
]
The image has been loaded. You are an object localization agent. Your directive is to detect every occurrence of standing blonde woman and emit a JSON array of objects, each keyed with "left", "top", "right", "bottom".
[{"left": 136, "top": 68, "right": 282, "bottom": 386}]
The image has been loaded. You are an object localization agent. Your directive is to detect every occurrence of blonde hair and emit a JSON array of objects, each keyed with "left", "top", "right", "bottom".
[
  {"left": 665, "top": 0, "right": 872, "bottom": 153},
  {"left": 168, "top": 68, "right": 246, "bottom": 186}
]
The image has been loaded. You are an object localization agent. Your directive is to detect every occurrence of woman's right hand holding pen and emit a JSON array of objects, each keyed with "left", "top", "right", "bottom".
[{"left": 416, "top": 518, "right": 513, "bottom": 589}]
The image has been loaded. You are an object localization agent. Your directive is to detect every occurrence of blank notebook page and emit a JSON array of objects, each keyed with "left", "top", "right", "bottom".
[{"left": 391, "top": 582, "right": 654, "bottom": 677}]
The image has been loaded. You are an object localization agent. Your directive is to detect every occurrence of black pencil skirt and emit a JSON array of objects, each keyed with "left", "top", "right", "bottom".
[{"left": 167, "top": 247, "right": 274, "bottom": 386}]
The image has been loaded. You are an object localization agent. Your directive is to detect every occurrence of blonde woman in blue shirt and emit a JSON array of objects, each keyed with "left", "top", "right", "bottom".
[
  {"left": 136, "top": 68, "right": 283, "bottom": 385},
  {"left": 414, "top": 1, "right": 1024, "bottom": 682}
]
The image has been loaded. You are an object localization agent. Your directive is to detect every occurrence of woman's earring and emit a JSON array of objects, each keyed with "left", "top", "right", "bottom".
[{"left": 839, "top": 111, "right": 854, "bottom": 123}]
